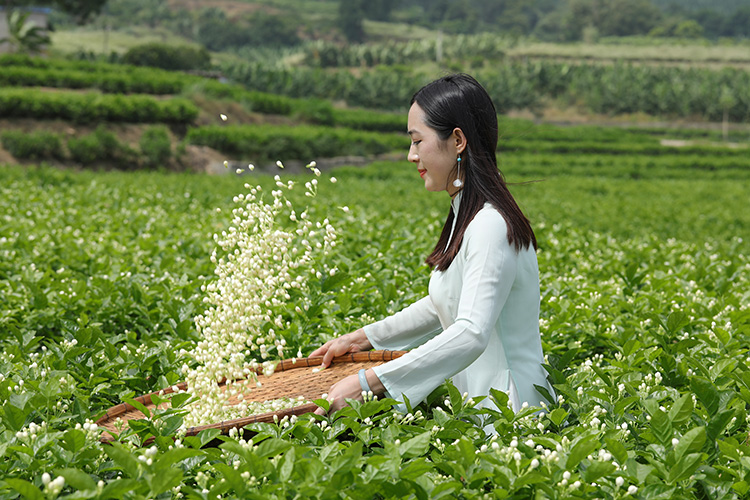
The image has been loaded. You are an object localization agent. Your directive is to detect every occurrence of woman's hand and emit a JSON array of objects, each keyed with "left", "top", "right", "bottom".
[
  {"left": 313, "top": 368, "right": 386, "bottom": 416},
  {"left": 313, "top": 373, "right": 361, "bottom": 415},
  {"left": 309, "top": 328, "right": 372, "bottom": 368}
]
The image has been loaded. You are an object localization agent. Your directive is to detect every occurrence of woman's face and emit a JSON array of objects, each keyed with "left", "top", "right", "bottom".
[{"left": 407, "top": 103, "right": 462, "bottom": 195}]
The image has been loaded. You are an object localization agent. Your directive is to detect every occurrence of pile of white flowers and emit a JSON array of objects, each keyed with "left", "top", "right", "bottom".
[{"left": 181, "top": 162, "right": 338, "bottom": 427}]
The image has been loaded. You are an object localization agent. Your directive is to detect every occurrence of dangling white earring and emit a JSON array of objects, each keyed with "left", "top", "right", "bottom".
[{"left": 453, "top": 154, "right": 463, "bottom": 188}]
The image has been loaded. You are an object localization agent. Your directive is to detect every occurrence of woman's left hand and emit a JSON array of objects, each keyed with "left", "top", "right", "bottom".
[{"left": 314, "top": 374, "right": 362, "bottom": 415}]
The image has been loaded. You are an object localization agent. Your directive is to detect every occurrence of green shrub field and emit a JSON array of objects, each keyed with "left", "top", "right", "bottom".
[
  {"left": 1, "top": 129, "right": 749, "bottom": 498},
  {"left": 0, "top": 89, "right": 198, "bottom": 125},
  {"left": 186, "top": 125, "right": 405, "bottom": 162},
  {"left": 223, "top": 59, "right": 750, "bottom": 121}
]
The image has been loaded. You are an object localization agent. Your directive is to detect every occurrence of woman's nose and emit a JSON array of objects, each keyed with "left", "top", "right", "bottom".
[{"left": 407, "top": 147, "right": 419, "bottom": 163}]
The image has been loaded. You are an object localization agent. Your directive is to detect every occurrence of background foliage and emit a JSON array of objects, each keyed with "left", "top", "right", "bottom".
[{"left": 1, "top": 117, "right": 749, "bottom": 497}]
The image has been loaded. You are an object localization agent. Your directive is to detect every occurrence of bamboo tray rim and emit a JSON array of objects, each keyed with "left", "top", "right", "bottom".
[{"left": 95, "top": 350, "right": 406, "bottom": 443}]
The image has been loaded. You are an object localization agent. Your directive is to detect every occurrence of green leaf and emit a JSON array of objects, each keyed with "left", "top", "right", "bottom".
[
  {"left": 691, "top": 377, "right": 720, "bottom": 416},
  {"left": 61, "top": 429, "right": 87, "bottom": 453},
  {"left": 707, "top": 409, "right": 735, "bottom": 441},
  {"left": 123, "top": 398, "right": 151, "bottom": 419},
  {"left": 566, "top": 435, "right": 598, "bottom": 470},
  {"left": 489, "top": 388, "right": 509, "bottom": 409},
  {"left": 332, "top": 441, "right": 363, "bottom": 474},
  {"left": 399, "top": 432, "right": 431, "bottom": 459},
  {"left": 548, "top": 408, "right": 568, "bottom": 427},
  {"left": 666, "top": 311, "right": 688, "bottom": 333},
  {"left": 614, "top": 396, "right": 639, "bottom": 414},
  {"left": 5, "top": 479, "right": 43, "bottom": 500},
  {"left": 9, "top": 392, "right": 33, "bottom": 411},
  {"left": 667, "top": 452, "right": 703, "bottom": 484},
  {"left": 605, "top": 437, "right": 628, "bottom": 465},
  {"left": 255, "top": 438, "right": 292, "bottom": 459},
  {"left": 155, "top": 447, "right": 202, "bottom": 469},
  {"left": 147, "top": 466, "right": 182, "bottom": 497},
  {"left": 99, "top": 478, "right": 141, "bottom": 500},
  {"left": 447, "top": 382, "right": 463, "bottom": 413},
  {"left": 674, "top": 427, "right": 706, "bottom": 463},
  {"left": 717, "top": 439, "right": 741, "bottom": 462},
  {"left": 170, "top": 392, "right": 192, "bottom": 408},
  {"left": 582, "top": 460, "right": 616, "bottom": 483},
  {"left": 668, "top": 394, "right": 693, "bottom": 425},
  {"left": 54, "top": 468, "right": 97, "bottom": 491},
  {"left": 103, "top": 443, "right": 141, "bottom": 478},
  {"left": 2, "top": 402, "right": 29, "bottom": 432},
  {"left": 278, "top": 446, "right": 295, "bottom": 482},
  {"left": 650, "top": 410, "right": 673, "bottom": 447},
  {"left": 513, "top": 471, "right": 548, "bottom": 488},
  {"left": 195, "top": 428, "right": 221, "bottom": 447},
  {"left": 400, "top": 458, "right": 433, "bottom": 481},
  {"left": 322, "top": 271, "right": 350, "bottom": 292}
]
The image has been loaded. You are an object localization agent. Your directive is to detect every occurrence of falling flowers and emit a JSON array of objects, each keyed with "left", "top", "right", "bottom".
[{"left": 180, "top": 161, "right": 338, "bottom": 427}]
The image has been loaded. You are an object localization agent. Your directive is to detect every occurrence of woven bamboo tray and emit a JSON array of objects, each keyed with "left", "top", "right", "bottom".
[{"left": 95, "top": 350, "right": 405, "bottom": 443}]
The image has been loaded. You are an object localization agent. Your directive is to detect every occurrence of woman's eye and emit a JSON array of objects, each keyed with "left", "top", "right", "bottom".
[{"left": 411, "top": 140, "right": 421, "bottom": 146}]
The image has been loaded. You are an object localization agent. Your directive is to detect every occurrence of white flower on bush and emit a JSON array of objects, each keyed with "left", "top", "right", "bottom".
[{"left": 182, "top": 169, "right": 338, "bottom": 427}]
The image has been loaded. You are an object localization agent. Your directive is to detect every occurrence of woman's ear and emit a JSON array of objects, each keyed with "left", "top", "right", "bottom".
[{"left": 452, "top": 128, "right": 467, "bottom": 154}]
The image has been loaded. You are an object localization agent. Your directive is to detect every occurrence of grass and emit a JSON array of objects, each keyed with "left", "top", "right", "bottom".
[
  {"left": 507, "top": 38, "right": 750, "bottom": 67},
  {"left": 49, "top": 26, "right": 202, "bottom": 55}
]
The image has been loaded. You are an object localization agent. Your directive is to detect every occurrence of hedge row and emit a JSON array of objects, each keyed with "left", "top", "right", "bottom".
[
  {"left": 0, "top": 55, "right": 409, "bottom": 132},
  {"left": 186, "top": 124, "right": 406, "bottom": 162},
  {"left": 0, "top": 89, "right": 198, "bottom": 124},
  {"left": 0, "top": 66, "right": 186, "bottom": 95},
  {"left": 224, "top": 59, "right": 750, "bottom": 122},
  {"left": 0, "top": 126, "right": 173, "bottom": 168}
]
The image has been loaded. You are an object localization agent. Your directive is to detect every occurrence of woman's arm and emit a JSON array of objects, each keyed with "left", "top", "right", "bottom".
[
  {"left": 363, "top": 295, "right": 442, "bottom": 351},
  {"left": 373, "top": 210, "right": 519, "bottom": 408}
]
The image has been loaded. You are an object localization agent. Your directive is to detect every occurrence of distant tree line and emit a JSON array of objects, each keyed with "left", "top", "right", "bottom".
[
  {"left": 37, "top": 0, "right": 750, "bottom": 48},
  {"left": 341, "top": 0, "right": 750, "bottom": 41},
  {"left": 50, "top": 0, "right": 301, "bottom": 51},
  {"left": 3, "top": 0, "right": 106, "bottom": 23}
]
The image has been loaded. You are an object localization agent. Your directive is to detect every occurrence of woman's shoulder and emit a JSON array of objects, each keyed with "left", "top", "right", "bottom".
[{"left": 465, "top": 203, "right": 508, "bottom": 243}]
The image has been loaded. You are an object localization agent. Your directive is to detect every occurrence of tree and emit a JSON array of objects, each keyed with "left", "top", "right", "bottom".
[
  {"left": 5, "top": 0, "right": 106, "bottom": 24},
  {"left": 338, "top": 0, "right": 365, "bottom": 43},
  {"left": 362, "top": 0, "right": 398, "bottom": 22},
  {"left": 0, "top": 9, "right": 50, "bottom": 53},
  {"left": 246, "top": 12, "right": 300, "bottom": 47},
  {"left": 722, "top": 6, "right": 750, "bottom": 38}
]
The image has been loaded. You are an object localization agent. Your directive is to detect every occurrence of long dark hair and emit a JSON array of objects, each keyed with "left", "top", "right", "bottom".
[{"left": 413, "top": 74, "right": 537, "bottom": 271}]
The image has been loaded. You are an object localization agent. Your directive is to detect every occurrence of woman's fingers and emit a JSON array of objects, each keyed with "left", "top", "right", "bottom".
[
  {"left": 311, "top": 330, "right": 370, "bottom": 367},
  {"left": 309, "top": 341, "right": 331, "bottom": 358},
  {"left": 321, "top": 339, "right": 356, "bottom": 367}
]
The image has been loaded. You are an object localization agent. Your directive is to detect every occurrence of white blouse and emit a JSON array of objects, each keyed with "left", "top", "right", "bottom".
[{"left": 363, "top": 191, "right": 551, "bottom": 414}]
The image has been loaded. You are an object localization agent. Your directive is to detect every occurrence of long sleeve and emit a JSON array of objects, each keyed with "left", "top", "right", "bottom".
[
  {"left": 372, "top": 208, "right": 520, "bottom": 409},
  {"left": 363, "top": 296, "right": 442, "bottom": 351}
]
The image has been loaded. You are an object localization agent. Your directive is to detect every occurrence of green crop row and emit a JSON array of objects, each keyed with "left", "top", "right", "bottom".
[
  {"left": 0, "top": 65, "right": 186, "bottom": 95},
  {"left": 1, "top": 126, "right": 176, "bottom": 168},
  {"left": 0, "top": 159, "right": 748, "bottom": 498},
  {"left": 186, "top": 124, "right": 405, "bottom": 162},
  {"left": 302, "top": 33, "right": 512, "bottom": 68},
  {"left": 0, "top": 55, "right": 408, "bottom": 133},
  {"left": 0, "top": 89, "right": 198, "bottom": 124},
  {"left": 224, "top": 59, "right": 750, "bottom": 122}
]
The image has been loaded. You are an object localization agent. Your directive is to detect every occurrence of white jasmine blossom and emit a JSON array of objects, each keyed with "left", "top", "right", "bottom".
[{"left": 181, "top": 166, "right": 337, "bottom": 427}]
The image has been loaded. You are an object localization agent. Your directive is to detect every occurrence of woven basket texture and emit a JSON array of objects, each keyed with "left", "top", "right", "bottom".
[{"left": 96, "top": 350, "right": 405, "bottom": 442}]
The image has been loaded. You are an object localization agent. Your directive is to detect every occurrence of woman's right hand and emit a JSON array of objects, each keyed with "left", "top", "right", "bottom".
[{"left": 309, "top": 328, "right": 372, "bottom": 368}]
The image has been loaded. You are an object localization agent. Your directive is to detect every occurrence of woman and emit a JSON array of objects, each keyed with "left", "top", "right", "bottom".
[{"left": 312, "top": 74, "right": 551, "bottom": 417}]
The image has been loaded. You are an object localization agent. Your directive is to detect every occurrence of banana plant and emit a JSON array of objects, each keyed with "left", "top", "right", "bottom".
[{"left": 0, "top": 9, "right": 51, "bottom": 54}]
